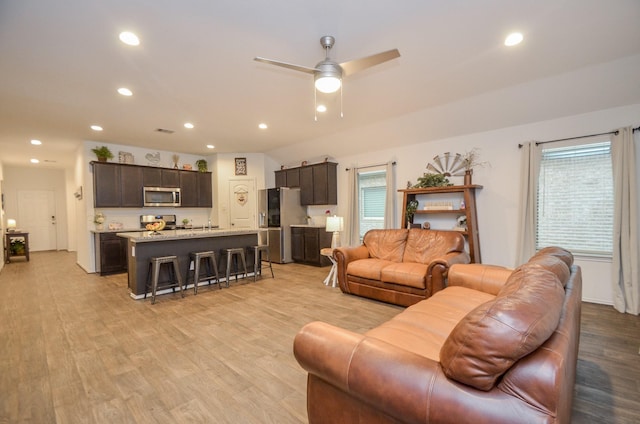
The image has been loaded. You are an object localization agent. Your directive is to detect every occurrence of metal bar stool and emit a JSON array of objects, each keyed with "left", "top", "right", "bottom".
[
  {"left": 248, "top": 245, "right": 274, "bottom": 282},
  {"left": 221, "top": 247, "right": 247, "bottom": 287},
  {"left": 187, "top": 251, "right": 220, "bottom": 294},
  {"left": 145, "top": 255, "right": 184, "bottom": 304}
]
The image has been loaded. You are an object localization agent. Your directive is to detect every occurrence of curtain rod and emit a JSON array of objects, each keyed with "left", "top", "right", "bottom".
[
  {"left": 345, "top": 161, "right": 396, "bottom": 171},
  {"left": 518, "top": 130, "right": 619, "bottom": 148}
]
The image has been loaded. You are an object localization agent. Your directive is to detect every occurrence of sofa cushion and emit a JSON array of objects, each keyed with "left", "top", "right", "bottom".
[
  {"left": 403, "top": 229, "right": 465, "bottom": 264},
  {"left": 363, "top": 229, "right": 408, "bottom": 262},
  {"left": 366, "top": 286, "right": 496, "bottom": 361},
  {"left": 347, "top": 258, "right": 396, "bottom": 281},
  {"left": 439, "top": 264, "right": 565, "bottom": 391},
  {"left": 380, "top": 262, "right": 428, "bottom": 288}
]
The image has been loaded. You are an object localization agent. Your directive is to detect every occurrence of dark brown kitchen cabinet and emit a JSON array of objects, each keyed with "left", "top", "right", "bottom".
[
  {"left": 180, "top": 171, "right": 198, "bottom": 207},
  {"left": 93, "top": 161, "right": 212, "bottom": 208},
  {"left": 95, "top": 232, "right": 127, "bottom": 275},
  {"left": 93, "top": 162, "right": 121, "bottom": 207},
  {"left": 299, "top": 162, "right": 337, "bottom": 205},
  {"left": 120, "top": 166, "right": 143, "bottom": 207},
  {"left": 291, "top": 226, "right": 332, "bottom": 266},
  {"left": 180, "top": 171, "right": 212, "bottom": 207},
  {"left": 275, "top": 168, "right": 301, "bottom": 188},
  {"left": 197, "top": 172, "right": 212, "bottom": 207},
  {"left": 93, "top": 162, "right": 143, "bottom": 208},
  {"left": 143, "top": 168, "right": 180, "bottom": 187}
]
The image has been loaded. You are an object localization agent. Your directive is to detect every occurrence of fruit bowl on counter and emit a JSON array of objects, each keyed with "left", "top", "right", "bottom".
[{"left": 145, "top": 220, "right": 166, "bottom": 234}]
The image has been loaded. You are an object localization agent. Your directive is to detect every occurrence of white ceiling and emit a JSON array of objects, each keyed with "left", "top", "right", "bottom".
[{"left": 1, "top": 0, "right": 639, "bottom": 169}]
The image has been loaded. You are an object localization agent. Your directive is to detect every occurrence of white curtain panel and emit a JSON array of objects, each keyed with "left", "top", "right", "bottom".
[
  {"left": 384, "top": 161, "right": 396, "bottom": 229},
  {"left": 515, "top": 141, "right": 541, "bottom": 266},
  {"left": 346, "top": 167, "right": 359, "bottom": 246},
  {"left": 611, "top": 127, "right": 639, "bottom": 315}
]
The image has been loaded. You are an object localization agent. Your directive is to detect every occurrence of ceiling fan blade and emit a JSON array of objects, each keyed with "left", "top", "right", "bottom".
[
  {"left": 340, "top": 49, "right": 400, "bottom": 76},
  {"left": 254, "top": 57, "right": 318, "bottom": 74}
]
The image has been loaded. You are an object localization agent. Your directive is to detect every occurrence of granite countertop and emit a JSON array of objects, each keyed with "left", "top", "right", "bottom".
[
  {"left": 115, "top": 228, "right": 259, "bottom": 242},
  {"left": 91, "top": 228, "right": 139, "bottom": 234}
]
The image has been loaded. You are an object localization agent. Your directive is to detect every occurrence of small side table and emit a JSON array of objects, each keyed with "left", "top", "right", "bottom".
[
  {"left": 320, "top": 247, "right": 337, "bottom": 288},
  {"left": 5, "top": 232, "right": 30, "bottom": 263}
]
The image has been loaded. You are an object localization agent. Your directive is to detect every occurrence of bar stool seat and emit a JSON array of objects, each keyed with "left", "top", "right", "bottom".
[
  {"left": 187, "top": 251, "right": 220, "bottom": 294},
  {"left": 145, "top": 255, "right": 184, "bottom": 304},
  {"left": 249, "top": 245, "right": 274, "bottom": 282},
  {"left": 221, "top": 247, "right": 248, "bottom": 287}
]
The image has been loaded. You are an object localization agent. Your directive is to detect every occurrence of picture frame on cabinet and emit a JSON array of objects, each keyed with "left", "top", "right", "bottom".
[{"left": 235, "top": 157, "right": 247, "bottom": 175}]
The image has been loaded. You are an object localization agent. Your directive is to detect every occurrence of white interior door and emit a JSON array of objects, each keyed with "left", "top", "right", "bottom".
[
  {"left": 17, "top": 190, "right": 57, "bottom": 251},
  {"left": 229, "top": 179, "right": 256, "bottom": 229}
]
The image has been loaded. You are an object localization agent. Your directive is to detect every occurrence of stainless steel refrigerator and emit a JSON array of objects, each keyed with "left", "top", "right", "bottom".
[{"left": 258, "top": 187, "right": 307, "bottom": 263}]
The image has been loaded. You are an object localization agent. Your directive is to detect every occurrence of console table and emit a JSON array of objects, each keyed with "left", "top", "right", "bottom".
[{"left": 4, "top": 232, "right": 30, "bottom": 263}]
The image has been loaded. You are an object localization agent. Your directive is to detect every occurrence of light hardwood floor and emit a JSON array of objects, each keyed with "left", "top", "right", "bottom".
[{"left": 0, "top": 251, "right": 638, "bottom": 423}]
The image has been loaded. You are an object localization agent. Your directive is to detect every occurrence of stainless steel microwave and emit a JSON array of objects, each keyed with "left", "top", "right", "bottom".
[{"left": 143, "top": 187, "right": 181, "bottom": 207}]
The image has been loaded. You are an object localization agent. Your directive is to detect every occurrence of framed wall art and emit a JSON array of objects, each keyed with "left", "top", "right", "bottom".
[{"left": 235, "top": 157, "right": 247, "bottom": 175}]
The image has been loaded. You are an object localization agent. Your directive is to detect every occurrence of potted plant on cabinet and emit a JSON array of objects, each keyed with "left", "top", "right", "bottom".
[
  {"left": 195, "top": 159, "right": 207, "bottom": 172},
  {"left": 91, "top": 146, "right": 114, "bottom": 162}
]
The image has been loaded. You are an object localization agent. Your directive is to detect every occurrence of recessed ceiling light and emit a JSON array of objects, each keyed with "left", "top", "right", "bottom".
[
  {"left": 90, "top": 125, "right": 103, "bottom": 131},
  {"left": 504, "top": 32, "right": 523, "bottom": 47},
  {"left": 30, "top": 139, "right": 42, "bottom": 145},
  {"left": 316, "top": 105, "right": 327, "bottom": 113},
  {"left": 184, "top": 122, "right": 194, "bottom": 129},
  {"left": 206, "top": 144, "right": 215, "bottom": 149},
  {"left": 30, "top": 158, "right": 40, "bottom": 164},
  {"left": 117, "top": 87, "right": 133, "bottom": 96},
  {"left": 119, "top": 31, "right": 140, "bottom": 46},
  {"left": 258, "top": 123, "right": 268, "bottom": 129}
]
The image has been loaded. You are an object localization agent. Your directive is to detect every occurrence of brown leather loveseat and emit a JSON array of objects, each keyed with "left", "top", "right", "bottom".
[
  {"left": 294, "top": 247, "right": 581, "bottom": 424},
  {"left": 334, "top": 229, "right": 470, "bottom": 306}
]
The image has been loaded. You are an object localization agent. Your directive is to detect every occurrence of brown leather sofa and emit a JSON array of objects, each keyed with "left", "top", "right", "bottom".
[
  {"left": 294, "top": 247, "right": 581, "bottom": 424},
  {"left": 333, "top": 229, "right": 470, "bottom": 306}
]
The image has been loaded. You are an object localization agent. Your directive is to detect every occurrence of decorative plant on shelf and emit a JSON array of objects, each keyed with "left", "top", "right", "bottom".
[
  {"left": 91, "top": 146, "right": 114, "bottom": 162},
  {"left": 405, "top": 199, "right": 419, "bottom": 226},
  {"left": 413, "top": 173, "right": 452, "bottom": 188},
  {"left": 196, "top": 159, "right": 208, "bottom": 172},
  {"left": 460, "top": 148, "right": 490, "bottom": 185}
]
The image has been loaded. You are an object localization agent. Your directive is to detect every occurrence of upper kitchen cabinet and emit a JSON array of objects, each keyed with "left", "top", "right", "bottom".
[
  {"left": 120, "top": 166, "right": 144, "bottom": 207},
  {"left": 93, "top": 162, "right": 121, "bottom": 207},
  {"left": 142, "top": 167, "right": 180, "bottom": 187},
  {"left": 92, "top": 162, "right": 212, "bottom": 208},
  {"left": 180, "top": 171, "right": 212, "bottom": 207},
  {"left": 299, "top": 162, "right": 337, "bottom": 205},
  {"left": 275, "top": 167, "right": 300, "bottom": 188},
  {"left": 93, "top": 162, "right": 143, "bottom": 208}
]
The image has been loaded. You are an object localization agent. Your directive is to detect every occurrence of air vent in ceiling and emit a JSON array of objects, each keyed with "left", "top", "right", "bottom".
[{"left": 155, "top": 128, "right": 175, "bottom": 134}]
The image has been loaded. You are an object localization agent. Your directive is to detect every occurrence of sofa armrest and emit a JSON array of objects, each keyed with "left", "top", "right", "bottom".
[
  {"left": 334, "top": 245, "right": 370, "bottom": 292},
  {"left": 426, "top": 250, "right": 471, "bottom": 293},
  {"left": 447, "top": 263, "right": 513, "bottom": 295},
  {"left": 294, "top": 321, "right": 441, "bottom": 423}
]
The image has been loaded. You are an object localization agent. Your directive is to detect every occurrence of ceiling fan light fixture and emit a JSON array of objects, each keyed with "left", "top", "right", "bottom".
[{"left": 315, "top": 75, "right": 341, "bottom": 93}]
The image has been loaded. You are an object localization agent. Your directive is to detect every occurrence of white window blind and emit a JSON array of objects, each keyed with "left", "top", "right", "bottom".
[
  {"left": 358, "top": 170, "right": 386, "bottom": 238},
  {"left": 536, "top": 140, "right": 613, "bottom": 256}
]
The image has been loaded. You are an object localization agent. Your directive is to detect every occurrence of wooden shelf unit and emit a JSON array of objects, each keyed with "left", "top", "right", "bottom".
[{"left": 399, "top": 185, "right": 482, "bottom": 263}]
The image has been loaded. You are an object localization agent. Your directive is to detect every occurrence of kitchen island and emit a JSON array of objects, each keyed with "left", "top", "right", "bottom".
[{"left": 117, "top": 228, "right": 260, "bottom": 299}]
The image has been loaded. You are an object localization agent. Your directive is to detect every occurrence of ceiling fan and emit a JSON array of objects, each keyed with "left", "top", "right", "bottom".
[{"left": 254, "top": 36, "right": 400, "bottom": 94}]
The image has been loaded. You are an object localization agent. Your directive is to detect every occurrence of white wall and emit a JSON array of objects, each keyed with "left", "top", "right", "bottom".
[{"left": 266, "top": 103, "right": 640, "bottom": 305}]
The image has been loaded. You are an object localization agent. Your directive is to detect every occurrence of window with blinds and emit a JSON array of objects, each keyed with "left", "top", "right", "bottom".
[
  {"left": 536, "top": 140, "right": 613, "bottom": 256},
  {"left": 358, "top": 170, "right": 386, "bottom": 238}
]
